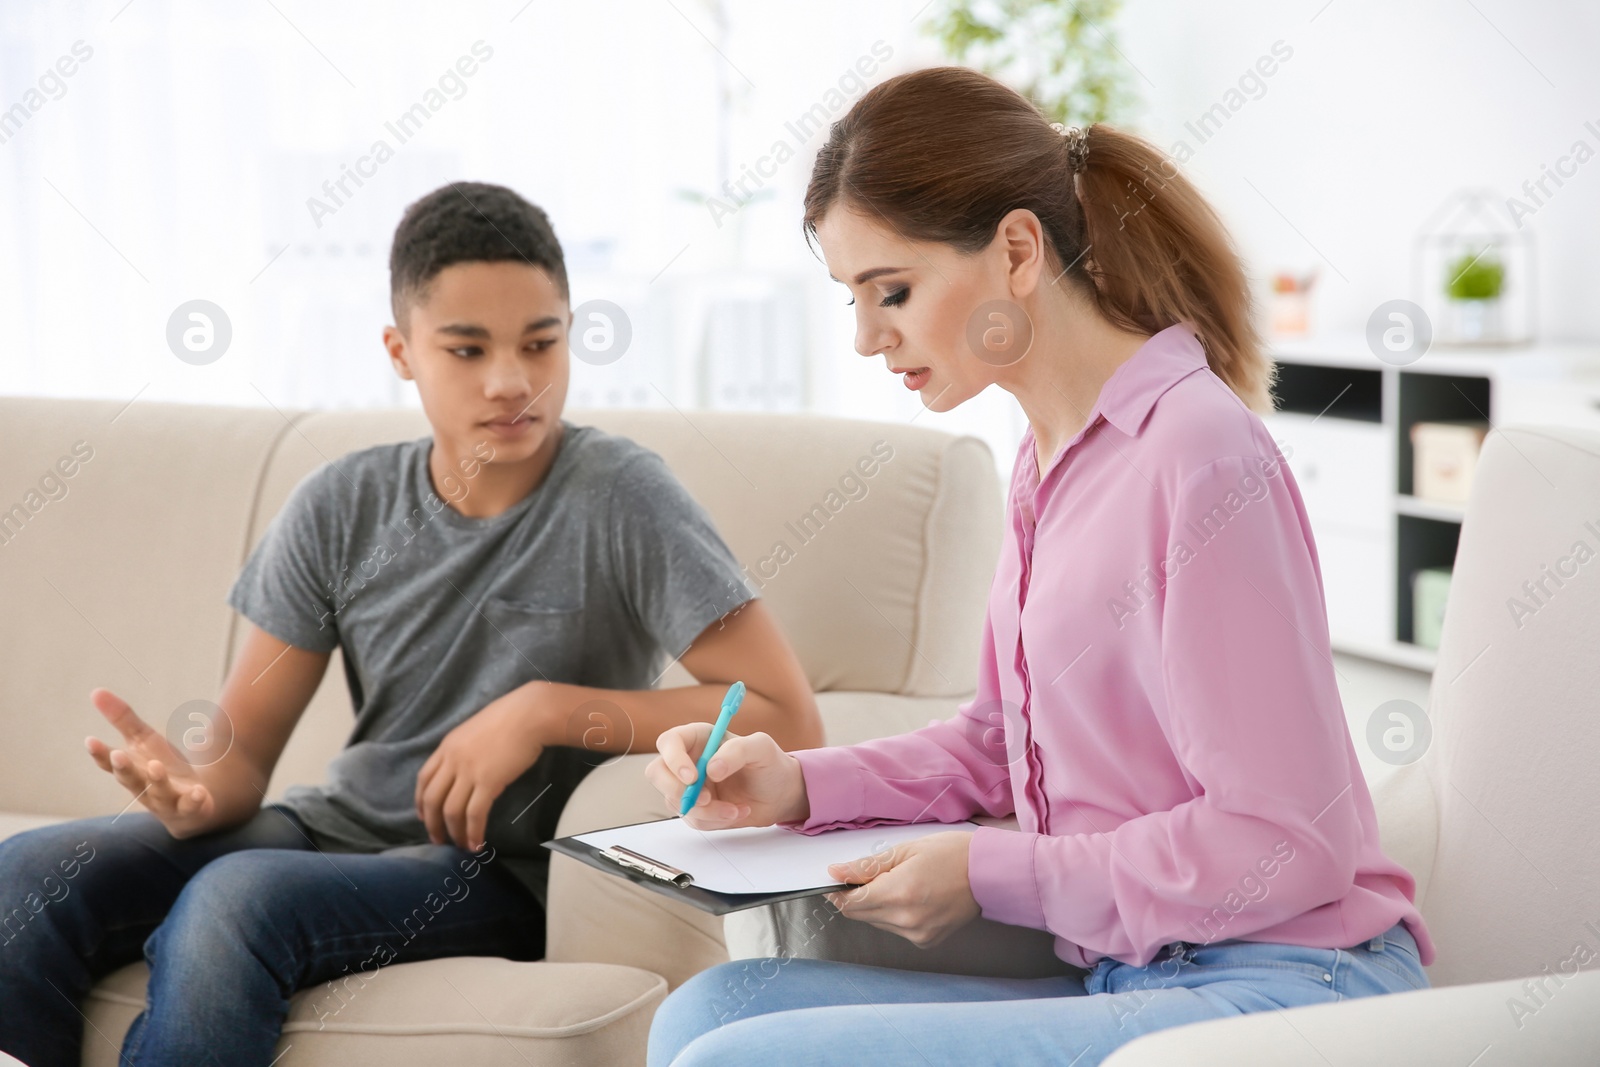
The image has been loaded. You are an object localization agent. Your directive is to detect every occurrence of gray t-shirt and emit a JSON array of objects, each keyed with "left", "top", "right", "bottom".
[{"left": 228, "top": 419, "right": 756, "bottom": 858}]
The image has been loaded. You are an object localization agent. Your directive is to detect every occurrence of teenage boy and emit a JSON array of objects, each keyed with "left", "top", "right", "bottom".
[{"left": 0, "top": 181, "right": 823, "bottom": 1067}]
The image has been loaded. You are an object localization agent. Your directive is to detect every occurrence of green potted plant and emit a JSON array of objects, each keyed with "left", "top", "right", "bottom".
[{"left": 1443, "top": 246, "right": 1506, "bottom": 343}]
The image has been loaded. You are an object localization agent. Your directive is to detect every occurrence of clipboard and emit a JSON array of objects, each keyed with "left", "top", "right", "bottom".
[
  {"left": 543, "top": 816, "right": 981, "bottom": 916},
  {"left": 543, "top": 818, "right": 848, "bottom": 915}
]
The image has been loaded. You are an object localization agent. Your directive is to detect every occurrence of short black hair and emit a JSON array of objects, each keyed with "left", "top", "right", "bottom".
[{"left": 388, "top": 181, "right": 569, "bottom": 329}]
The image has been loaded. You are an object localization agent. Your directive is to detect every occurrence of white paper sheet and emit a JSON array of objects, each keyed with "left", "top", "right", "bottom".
[{"left": 572, "top": 817, "right": 981, "bottom": 894}]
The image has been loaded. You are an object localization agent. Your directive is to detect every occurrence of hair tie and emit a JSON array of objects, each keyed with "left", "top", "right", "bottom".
[{"left": 1051, "top": 122, "right": 1091, "bottom": 174}]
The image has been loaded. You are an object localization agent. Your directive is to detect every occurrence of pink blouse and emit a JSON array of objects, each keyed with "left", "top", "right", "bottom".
[{"left": 778, "top": 321, "right": 1434, "bottom": 969}]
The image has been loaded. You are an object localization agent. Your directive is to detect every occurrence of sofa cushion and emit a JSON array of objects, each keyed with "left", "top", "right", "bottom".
[{"left": 82, "top": 958, "right": 666, "bottom": 1067}]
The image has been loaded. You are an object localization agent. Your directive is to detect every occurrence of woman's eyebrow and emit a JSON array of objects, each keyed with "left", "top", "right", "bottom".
[{"left": 827, "top": 267, "right": 908, "bottom": 285}]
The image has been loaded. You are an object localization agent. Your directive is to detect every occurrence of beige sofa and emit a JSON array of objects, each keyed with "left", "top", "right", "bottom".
[
  {"left": 6, "top": 395, "right": 1596, "bottom": 1065},
  {"left": 0, "top": 398, "right": 1001, "bottom": 1066},
  {"left": 725, "top": 424, "right": 1600, "bottom": 1066}
]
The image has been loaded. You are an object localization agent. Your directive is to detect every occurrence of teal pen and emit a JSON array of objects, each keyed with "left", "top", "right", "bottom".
[{"left": 680, "top": 681, "right": 745, "bottom": 817}]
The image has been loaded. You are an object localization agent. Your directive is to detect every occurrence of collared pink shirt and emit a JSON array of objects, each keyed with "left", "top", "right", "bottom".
[{"left": 779, "top": 321, "right": 1434, "bottom": 970}]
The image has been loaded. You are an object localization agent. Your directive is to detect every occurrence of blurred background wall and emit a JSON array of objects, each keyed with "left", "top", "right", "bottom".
[{"left": 2, "top": 0, "right": 1597, "bottom": 479}]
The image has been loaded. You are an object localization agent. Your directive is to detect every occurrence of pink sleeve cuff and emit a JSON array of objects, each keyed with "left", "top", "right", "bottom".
[
  {"left": 967, "top": 824, "right": 1046, "bottom": 930},
  {"left": 775, "top": 746, "right": 866, "bottom": 835}
]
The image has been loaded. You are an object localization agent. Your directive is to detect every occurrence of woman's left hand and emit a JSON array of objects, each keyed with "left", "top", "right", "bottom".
[{"left": 824, "top": 830, "right": 980, "bottom": 948}]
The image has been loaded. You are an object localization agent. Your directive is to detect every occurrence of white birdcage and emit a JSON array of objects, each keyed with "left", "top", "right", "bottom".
[{"left": 1411, "top": 188, "right": 1536, "bottom": 347}]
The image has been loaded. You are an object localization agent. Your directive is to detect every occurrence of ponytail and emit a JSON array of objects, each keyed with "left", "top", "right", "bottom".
[
  {"left": 1071, "top": 123, "right": 1272, "bottom": 412},
  {"left": 804, "top": 66, "right": 1273, "bottom": 414}
]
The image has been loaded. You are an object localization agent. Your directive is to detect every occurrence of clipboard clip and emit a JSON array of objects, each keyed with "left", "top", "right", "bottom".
[{"left": 599, "top": 845, "right": 694, "bottom": 888}]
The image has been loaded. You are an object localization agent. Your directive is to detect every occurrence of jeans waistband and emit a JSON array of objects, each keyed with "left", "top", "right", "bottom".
[
  {"left": 1370, "top": 919, "right": 1417, "bottom": 955},
  {"left": 1156, "top": 919, "right": 1414, "bottom": 963}
]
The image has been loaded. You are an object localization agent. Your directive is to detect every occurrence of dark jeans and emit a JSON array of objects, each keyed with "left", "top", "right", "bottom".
[{"left": 0, "top": 749, "right": 592, "bottom": 1067}]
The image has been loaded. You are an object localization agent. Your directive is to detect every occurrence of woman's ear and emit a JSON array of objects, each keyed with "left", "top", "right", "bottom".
[{"left": 995, "top": 207, "right": 1048, "bottom": 298}]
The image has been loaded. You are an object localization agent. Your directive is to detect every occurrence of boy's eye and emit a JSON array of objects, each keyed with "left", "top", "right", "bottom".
[
  {"left": 527, "top": 337, "right": 559, "bottom": 352},
  {"left": 846, "top": 287, "right": 909, "bottom": 308},
  {"left": 449, "top": 346, "right": 482, "bottom": 359}
]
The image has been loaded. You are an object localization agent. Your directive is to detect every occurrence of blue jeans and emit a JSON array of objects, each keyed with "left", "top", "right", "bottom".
[
  {"left": 0, "top": 804, "right": 544, "bottom": 1067},
  {"left": 648, "top": 920, "right": 1429, "bottom": 1066}
]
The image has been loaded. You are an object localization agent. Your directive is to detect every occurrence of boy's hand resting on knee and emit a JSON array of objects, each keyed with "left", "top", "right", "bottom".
[
  {"left": 647, "top": 724, "right": 809, "bottom": 830},
  {"left": 416, "top": 688, "right": 547, "bottom": 851},
  {"left": 822, "top": 831, "right": 981, "bottom": 949},
  {"left": 83, "top": 688, "right": 217, "bottom": 838}
]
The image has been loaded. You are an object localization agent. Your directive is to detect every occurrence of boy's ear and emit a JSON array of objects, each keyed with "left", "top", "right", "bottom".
[{"left": 383, "top": 324, "right": 415, "bottom": 381}]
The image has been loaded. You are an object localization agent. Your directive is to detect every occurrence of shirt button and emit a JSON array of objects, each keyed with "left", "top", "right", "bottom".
[{"left": 1322, "top": 973, "right": 1333, "bottom": 982}]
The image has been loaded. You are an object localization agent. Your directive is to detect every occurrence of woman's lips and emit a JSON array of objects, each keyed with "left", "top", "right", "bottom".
[{"left": 900, "top": 368, "right": 931, "bottom": 390}]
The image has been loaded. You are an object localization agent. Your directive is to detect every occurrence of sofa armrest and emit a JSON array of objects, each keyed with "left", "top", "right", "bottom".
[
  {"left": 545, "top": 753, "right": 730, "bottom": 991},
  {"left": 1103, "top": 968, "right": 1600, "bottom": 1066},
  {"left": 813, "top": 690, "right": 973, "bottom": 747}
]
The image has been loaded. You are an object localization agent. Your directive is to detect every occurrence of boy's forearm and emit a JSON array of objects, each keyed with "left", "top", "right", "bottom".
[
  {"left": 200, "top": 758, "right": 275, "bottom": 828},
  {"left": 529, "top": 680, "right": 824, "bottom": 755}
]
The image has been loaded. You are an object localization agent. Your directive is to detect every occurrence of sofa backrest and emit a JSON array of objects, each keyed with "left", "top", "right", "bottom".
[
  {"left": 0, "top": 398, "right": 1001, "bottom": 819},
  {"left": 1412, "top": 424, "right": 1600, "bottom": 987}
]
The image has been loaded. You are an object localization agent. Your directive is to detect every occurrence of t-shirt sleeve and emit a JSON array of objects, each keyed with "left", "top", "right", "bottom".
[
  {"left": 607, "top": 451, "right": 758, "bottom": 661},
  {"left": 226, "top": 465, "right": 344, "bottom": 654}
]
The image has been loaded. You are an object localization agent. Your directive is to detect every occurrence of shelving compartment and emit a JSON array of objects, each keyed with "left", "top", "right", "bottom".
[
  {"left": 1271, "top": 361, "right": 1382, "bottom": 422},
  {"left": 1396, "top": 514, "right": 1462, "bottom": 647},
  {"left": 1397, "top": 370, "right": 1490, "bottom": 498}
]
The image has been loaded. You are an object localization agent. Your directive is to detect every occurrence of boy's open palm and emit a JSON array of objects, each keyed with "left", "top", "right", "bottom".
[
  {"left": 646, "top": 724, "right": 809, "bottom": 830},
  {"left": 83, "top": 688, "right": 216, "bottom": 837}
]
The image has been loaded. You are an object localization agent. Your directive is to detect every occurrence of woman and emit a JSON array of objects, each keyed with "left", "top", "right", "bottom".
[{"left": 644, "top": 66, "right": 1433, "bottom": 1067}]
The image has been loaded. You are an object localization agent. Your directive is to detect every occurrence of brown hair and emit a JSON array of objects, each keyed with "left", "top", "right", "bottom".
[{"left": 803, "top": 66, "right": 1273, "bottom": 413}]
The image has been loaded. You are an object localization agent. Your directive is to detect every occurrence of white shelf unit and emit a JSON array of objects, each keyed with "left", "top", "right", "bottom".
[{"left": 1261, "top": 335, "right": 1600, "bottom": 673}]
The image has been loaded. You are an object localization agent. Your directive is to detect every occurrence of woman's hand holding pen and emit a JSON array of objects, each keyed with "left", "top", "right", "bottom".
[
  {"left": 647, "top": 724, "right": 809, "bottom": 830},
  {"left": 647, "top": 722, "right": 978, "bottom": 948}
]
